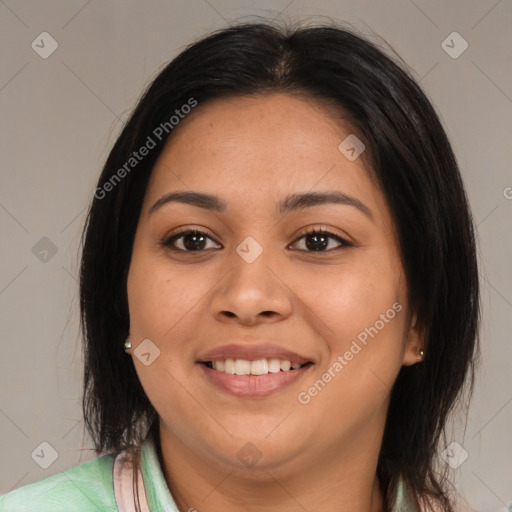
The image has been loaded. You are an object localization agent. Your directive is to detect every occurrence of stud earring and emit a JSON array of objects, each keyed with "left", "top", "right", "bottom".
[
  {"left": 414, "top": 346, "right": 424, "bottom": 361},
  {"left": 124, "top": 335, "right": 132, "bottom": 350}
]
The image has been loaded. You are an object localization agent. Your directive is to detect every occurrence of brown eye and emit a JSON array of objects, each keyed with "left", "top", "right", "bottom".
[
  {"left": 291, "top": 228, "right": 351, "bottom": 252},
  {"left": 162, "top": 229, "right": 220, "bottom": 252}
]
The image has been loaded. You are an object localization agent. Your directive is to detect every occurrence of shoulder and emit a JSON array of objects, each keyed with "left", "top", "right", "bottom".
[{"left": 0, "top": 453, "right": 118, "bottom": 512}]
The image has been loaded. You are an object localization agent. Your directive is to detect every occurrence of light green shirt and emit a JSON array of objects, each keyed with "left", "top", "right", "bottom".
[{"left": 0, "top": 436, "right": 419, "bottom": 511}]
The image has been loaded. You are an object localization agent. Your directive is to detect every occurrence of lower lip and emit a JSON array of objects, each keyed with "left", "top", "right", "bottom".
[{"left": 198, "top": 363, "right": 312, "bottom": 398}]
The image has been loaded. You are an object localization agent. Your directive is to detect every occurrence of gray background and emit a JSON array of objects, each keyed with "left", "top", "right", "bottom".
[{"left": 1, "top": 1, "right": 511, "bottom": 510}]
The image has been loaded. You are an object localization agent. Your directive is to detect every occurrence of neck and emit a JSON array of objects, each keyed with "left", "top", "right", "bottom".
[{"left": 158, "top": 419, "right": 388, "bottom": 512}]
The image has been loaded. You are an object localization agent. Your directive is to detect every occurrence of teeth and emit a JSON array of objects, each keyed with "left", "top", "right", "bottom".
[
  {"left": 208, "top": 358, "right": 306, "bottom": 376},
  {"left": 268, "top": 358, "right": 281, "bottom": 373},
  {"left": 234, "top": 359, "right": 251, "bottom": 375},
  {"left": 224, "top": 359, "right": 235, "bottom": 374}
]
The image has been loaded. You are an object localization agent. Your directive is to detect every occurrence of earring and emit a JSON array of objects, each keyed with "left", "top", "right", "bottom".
[
  {"left": 124, "top": 335, "right": 132, "bottom": 350},
  {"left": 418, "top": 349, "right": 424, "bottom": 361}
]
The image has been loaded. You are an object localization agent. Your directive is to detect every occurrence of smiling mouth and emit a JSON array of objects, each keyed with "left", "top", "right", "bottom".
[{"left": 201, "top": 359, "right": 313, "bottom": 376}]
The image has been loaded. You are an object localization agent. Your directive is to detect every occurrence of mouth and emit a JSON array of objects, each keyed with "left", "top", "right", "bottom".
[
  {"left": 197, "top": 353, "right": 313, "bottom": 398},
  {"left": 196, "top": 343, "right": 314, "bottom": 397}
]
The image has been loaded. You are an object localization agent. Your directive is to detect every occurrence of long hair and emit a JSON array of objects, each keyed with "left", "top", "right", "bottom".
[{"left": 79, "top": 19, "right": 480, "bottom": 511}]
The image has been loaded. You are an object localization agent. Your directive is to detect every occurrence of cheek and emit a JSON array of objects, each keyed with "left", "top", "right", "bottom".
[
  {"left": 126, "top": 251, "right": 204, "bottom": 395},
  {"left": 292, "top": 250, "right": 406, "bottom": 416},
  {"left": 295, "top": 249, "right": 404, "bottom": 351},
  {"left": 126, "top": 254, "right": 206, "bottom": 431},
  {"left": 127, "top": 249, "right": 208, "bottom": 341},
  {"left": 294, "top": 294, "right": 405, "bottom": 445}
]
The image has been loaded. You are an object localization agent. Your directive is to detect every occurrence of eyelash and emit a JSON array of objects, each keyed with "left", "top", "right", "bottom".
[{"left": 161, "top": 227, "right": 352, "bottom": 254}]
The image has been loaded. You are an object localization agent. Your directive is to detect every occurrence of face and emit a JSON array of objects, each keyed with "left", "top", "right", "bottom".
[{"left": 126, "top": 93, "right": 421, "bottom": 475}]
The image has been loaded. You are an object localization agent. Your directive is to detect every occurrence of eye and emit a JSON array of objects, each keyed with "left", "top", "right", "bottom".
[
  {"left": 161, "top": 228, "right": 221, "bottom": 252},
  {"left": 162, "top": 227, "right": 352, "bottom": 254},
  {"left": 290, "top": 227, "right": 352, "bottom": 253}
]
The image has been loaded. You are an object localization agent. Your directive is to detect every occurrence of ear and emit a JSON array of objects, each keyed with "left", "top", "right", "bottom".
[{"left": 402, "top": 312, "right": 425, "bottom": 366}]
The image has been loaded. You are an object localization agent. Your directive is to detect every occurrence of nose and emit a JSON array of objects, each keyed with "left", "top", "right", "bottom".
[{"left": 209, "top": 246, "right": 293, "bottom": 326}]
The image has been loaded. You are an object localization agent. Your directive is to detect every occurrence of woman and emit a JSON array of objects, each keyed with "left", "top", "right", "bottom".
[{"left": 1, "top": 19, "right": 480, "bottom": 512}]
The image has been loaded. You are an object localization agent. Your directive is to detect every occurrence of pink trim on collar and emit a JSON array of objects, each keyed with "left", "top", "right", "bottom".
[{"left": 113, "top": 451, "right": 150, "bottom": 512}]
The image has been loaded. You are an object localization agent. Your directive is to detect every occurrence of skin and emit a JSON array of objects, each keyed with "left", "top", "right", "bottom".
[{"left": 126, "top": 93, "right": 424, "bottom": 512}]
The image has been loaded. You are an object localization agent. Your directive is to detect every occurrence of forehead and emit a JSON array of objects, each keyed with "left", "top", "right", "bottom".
[
  {"left": 153, "top": 92, "right": 360, "bottom": 173},
  {"left": 143, "top": 93, "right": 388, "bottom": 227}
]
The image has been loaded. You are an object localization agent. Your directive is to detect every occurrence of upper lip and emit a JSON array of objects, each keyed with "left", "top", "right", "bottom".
[{"left": 197, "top": 343, "right": 313, "bottom": 365}]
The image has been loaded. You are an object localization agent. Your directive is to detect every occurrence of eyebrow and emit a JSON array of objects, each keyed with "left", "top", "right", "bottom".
[{"left": 148, "top": 190, "right": 374, "bottom": 221}]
